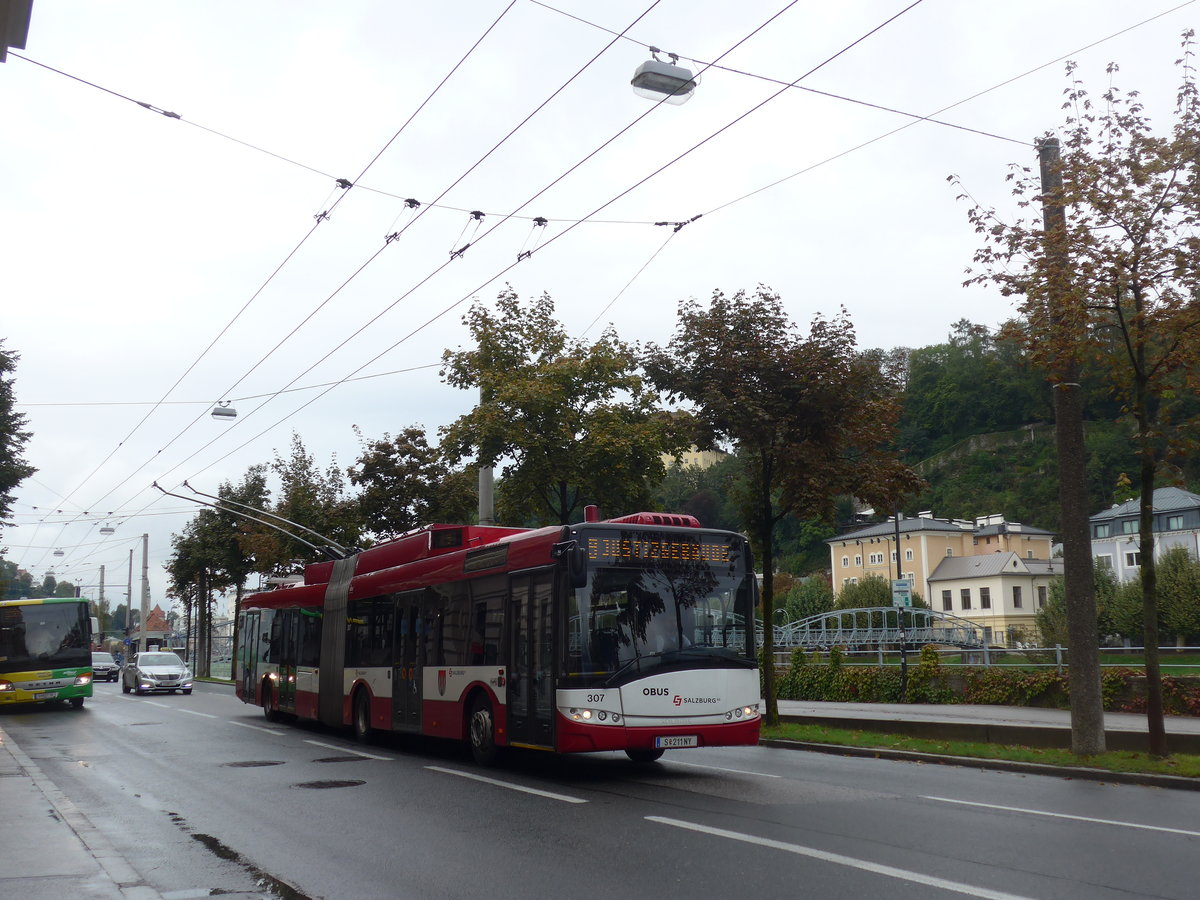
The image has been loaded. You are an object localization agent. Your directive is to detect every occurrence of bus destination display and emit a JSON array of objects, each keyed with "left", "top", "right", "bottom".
[{"left": 585, "top": 535, "right": 731, "bottom": 565}]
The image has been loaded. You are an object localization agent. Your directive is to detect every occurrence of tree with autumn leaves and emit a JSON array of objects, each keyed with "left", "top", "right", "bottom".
[
  {"left": 644, "top": 287, "right": 922, "bottom": 725},
  {"left": 958, "top": 35, "right": 1200, "bottom": 756}
]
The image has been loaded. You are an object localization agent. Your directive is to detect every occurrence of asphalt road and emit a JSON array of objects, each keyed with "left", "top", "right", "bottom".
[{"left": 3, "top": 680, "right": 1198, "bottom": 900}]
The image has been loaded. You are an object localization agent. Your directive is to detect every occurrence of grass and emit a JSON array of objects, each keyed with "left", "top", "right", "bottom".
[{"left": 761, "top": 721, "right": 1200, "bottom": 778}]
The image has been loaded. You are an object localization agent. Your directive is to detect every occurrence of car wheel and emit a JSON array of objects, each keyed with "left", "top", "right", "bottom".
[
  {"left": 183, "top": 689, "right": 192, "bottom": 695},
  {"left": 467, "top": 695, "right": 502, "bottom": 766},
  {"left": 353, "top": 690, "right": 373, "bottom": 743},
  {"left": 122, "top": 680, "right": 131, "bottom": 694},
  {"left": 625, "top": 748, "right": 665, "bottom": 763},
  {"left": 134, "top": 684, "right": 145, "bottom": 696}
]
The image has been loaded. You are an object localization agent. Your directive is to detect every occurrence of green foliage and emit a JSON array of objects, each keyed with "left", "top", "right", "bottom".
[
  {"left": 441, "top": 288, "right": 686, "bottom": 525},
  {"left": 0, "top": 340, "right": 36, "bottom": 526},
  {"left": 348, "top": 425, "right": 476, "bottom": 538},
  {"left": 782, "top": 577, "right": 834, "bottom": 622}
]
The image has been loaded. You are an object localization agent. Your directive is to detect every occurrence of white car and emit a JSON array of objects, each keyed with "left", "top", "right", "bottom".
[{"left": 121, "top": 651, "right": 193, "bottom": 695}]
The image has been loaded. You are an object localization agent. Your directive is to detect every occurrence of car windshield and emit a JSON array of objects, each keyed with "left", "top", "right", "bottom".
[
  {"left": 93, "top": 653, "right": 115, "bottom": 663},
  {"left": 138, "top": 653, "right": 183, "bottom": 666}
]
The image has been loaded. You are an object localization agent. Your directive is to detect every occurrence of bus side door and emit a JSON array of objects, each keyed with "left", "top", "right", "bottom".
[
  {"left": 239, "top": 610, "right": 261, "bottom": 701},
  {"left": 392, "top": 590, "right": 423, "bottom": 729},
  {"left": 507, "top": 571, "right": 555, "bottom": 748}
]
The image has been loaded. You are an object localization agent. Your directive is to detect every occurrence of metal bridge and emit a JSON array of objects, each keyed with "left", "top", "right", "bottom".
[{"left": 763, "top": 607, "right": 987, "bottom": 651}]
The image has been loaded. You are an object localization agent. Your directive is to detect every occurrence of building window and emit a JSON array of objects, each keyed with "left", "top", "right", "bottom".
[
  {"left": 1095, "top": 523, "right": 1110, "bottom": 538},
  {"left": 960, "top": 588, "right": 971, "bottom": 610},
  {"left": 890, "top": 551, "right": 897, "bottom": 563},
  {"left": 842, "top": 556, "right": 849, "bottom": 568},
  {"left": 1012, "top": 585, "right": 1023, "bottom": 608},
  {"left": 905, "top": 549, "right": 914, "bottom": 562},
  {"left": 1037, "top": 586, "right": 1047, "bottom": 608},
  {"left": 869, "top": 552, "right": 884, "bottom": 565},
  {"left": 1026, "top": 551, "right": 1034, "bottom": 559},
  {"left": 942, "top": 590, "right": 952, "bottom": 611},
  {"left": 980, "top": 587, "right": 991, "bottom": 609},
  {"left": 854, "top": 555, "right": 862, "bottom": 566},
  {"left": 1096, "top": 554, "right": 1113, "bottom": 569},
  {"left": 945, "top": 548, "right": 954, "bottom": 557},
  {"left": 1125, "top": 551, "right": 1142, "bottom": 567},
  {"left": 1122, "top": 520, "right": 1138, "bottom": 534},
  {"left": 1167, "top": 515, "right": 1183, "bottom": 530}
]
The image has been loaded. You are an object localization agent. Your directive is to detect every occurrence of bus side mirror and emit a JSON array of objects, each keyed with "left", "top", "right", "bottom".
[{"left": 553, "top": 539, "right": 587, "bottom": 588}]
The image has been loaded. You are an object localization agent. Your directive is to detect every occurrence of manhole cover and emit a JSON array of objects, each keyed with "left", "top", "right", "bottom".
[
  {"left": 313, "top": 756, "right": 367, "bottom": 764},
  {"left": 292, "top": 780, "right": 366, "bottom": 790},
  {"left": 222, "top": 760, "right": 286, "bottom": 768}
]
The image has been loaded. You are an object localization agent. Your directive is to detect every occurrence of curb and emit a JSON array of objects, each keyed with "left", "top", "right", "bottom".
[{"left": 761, "top": 738, "right": 1200, "bottom": 791}]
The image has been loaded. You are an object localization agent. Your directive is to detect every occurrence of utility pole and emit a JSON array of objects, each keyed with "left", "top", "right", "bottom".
[
  {"left": 894, "top": 509, "right": 908, "bottom": 701},
  {"left": 140, "top": 533, "right": 151, "bottom": 652},
  {"left": 1038, "top": 137, "right": 1106, "bottom": 755}
]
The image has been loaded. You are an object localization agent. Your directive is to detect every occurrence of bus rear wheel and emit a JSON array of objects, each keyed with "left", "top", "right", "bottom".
[
  {"left": 625, "top": 748, "right": 664, "bottom": 763},
  {"left": 353, "top": 690, "right": 373, "bottom": 743},
  {"left": 468, "top": 695, "right": 502, "bottom": 766}
]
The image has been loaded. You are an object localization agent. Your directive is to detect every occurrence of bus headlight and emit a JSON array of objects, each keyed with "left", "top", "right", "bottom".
[
  {"left": 566, "top": 706, "right": 620, "bottom": 725},
  {"left": 74, "top": 673, "right": 92, "bottom": 686},
  {"left": 0, "top": 680, "right": 13, "bottom": 692},
  {"left": 725, "top": 703, "right": 759, "bottom": 721}
]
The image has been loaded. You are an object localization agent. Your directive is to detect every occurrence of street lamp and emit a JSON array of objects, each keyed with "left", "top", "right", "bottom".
[
  {"left": 211, "top": 401, "right": 237, "bottom": 420},
  {"left": 631, "top": 49, "right": 697, "bottom": 105}
]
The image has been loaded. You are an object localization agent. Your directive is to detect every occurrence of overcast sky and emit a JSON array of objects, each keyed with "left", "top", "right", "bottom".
[{"left": 3, "top": 0, "right": 1196, "bottom": 616}]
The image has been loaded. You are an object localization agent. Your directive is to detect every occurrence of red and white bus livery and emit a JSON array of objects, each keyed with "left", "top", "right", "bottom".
[{"left": 236, "top": 510, "right": 760, "bottom": 763}]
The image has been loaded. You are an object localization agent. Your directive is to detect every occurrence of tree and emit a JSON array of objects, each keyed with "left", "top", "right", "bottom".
[
  {"left": 348, "top": 425, "right": 476, "bottom": 537},
  {"left": 440, "top": 288, "right": 689, "bottom": 526},
  {"left": 783, "top": 576, "right": 834, "bottom": 622},
  {"left": 0, "top": 341, "right": 36, "bottom": 528},
  {"left": 644, "top": 287, "right": 922, "bottom": 724},
  {"left": 959, "top": 40, "right": 1200, "bottom": 755}
]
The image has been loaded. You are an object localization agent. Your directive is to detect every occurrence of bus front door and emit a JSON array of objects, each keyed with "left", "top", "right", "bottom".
[{"left": 507, "top": 572, "right": 555, "bottom": 748}]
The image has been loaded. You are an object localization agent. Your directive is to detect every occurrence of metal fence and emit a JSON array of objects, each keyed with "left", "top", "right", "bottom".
[{"left": 772, "top": 644, "right": 1200, "bottom": 672}]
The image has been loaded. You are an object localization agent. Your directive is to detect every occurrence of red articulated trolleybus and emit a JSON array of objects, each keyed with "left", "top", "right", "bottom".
[{"left": 236, "top": 509, "right": 760, "bottom": 764}]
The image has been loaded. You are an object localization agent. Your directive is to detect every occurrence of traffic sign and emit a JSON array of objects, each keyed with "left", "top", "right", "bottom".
[{"left": 891, "top": 579, "right": 912, "bottom": 607}]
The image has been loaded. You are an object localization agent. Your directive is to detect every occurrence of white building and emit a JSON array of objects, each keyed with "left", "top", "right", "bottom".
[{"left": 1090, "top": 486, "right": 1200, "bottom": 582}]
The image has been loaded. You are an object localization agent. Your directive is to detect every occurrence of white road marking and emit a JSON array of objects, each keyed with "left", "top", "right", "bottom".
[
  {"left": 665, "top": 759, "right": 782, "bottom": 778},
  {"left": 426, "top": 766, "right": 588, "bottom": 803},
  {"left": 143, "top": 700, "right": 172, "bottom": 708},
  {"left": 176, "top": 709, "right": 218, "bottom": 719},
  {"left": 304, "top": 739, "right": 393, "bottom": 761},
  {"left": 230, "top": 721, "right": 286, "bottom": 735},
  {"left": 925, "top": 796, "right": 1200, "bottom": 838},
  {"left": 647, "top": 816, "right": 1035, "bottom": 900}
]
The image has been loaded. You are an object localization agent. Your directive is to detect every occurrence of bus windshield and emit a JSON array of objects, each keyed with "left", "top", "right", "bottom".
[
  {"left": 563, "top": 531, "right": 755, "bottom": 687},
  {"left": 0, "top": 601, "right": 91, "bottom": 674}
]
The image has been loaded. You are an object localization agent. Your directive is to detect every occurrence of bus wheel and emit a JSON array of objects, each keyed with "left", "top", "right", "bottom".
[
  {"left": 263, "top": 681, "right": 280, "bottom": 722},
  {"left": 468, "top": 695, "right": 501, "bottom": 766},
  {"left": 625, "top": 748, "right": 664, "bottom": 763},
  {"left": 68, "top": 697, "right": 85, "bottom": 710},
  {"left": 352, "top": 690, "right": 373, "bottom": 743}
]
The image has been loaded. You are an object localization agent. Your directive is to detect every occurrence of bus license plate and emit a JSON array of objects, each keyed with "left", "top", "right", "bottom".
[
  {"left": 655, "top": 735, "right": 697, "bottom": 749},
  {"left": 37, "top": 691, "right": 59, "bottom": 699}
]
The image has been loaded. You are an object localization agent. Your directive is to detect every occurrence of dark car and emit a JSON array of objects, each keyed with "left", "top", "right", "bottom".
[
  {"left": 91, "top": 651, "right": 120, "bottom": 682},
  {"left": 121, "top": 651, "right": 193, "bottom": 695}
]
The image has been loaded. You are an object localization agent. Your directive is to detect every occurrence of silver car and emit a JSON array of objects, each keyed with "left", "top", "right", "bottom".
[
  {"left": 121, "top": 651, "right": 193, "bottom": 695},
  {"left": 91, "top": 651, "right": 120, "bottom": 682}
]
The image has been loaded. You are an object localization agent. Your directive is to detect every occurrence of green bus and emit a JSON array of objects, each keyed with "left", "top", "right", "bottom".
[{"left": 0, "top": 598, "right": 94, "bottom": 708}]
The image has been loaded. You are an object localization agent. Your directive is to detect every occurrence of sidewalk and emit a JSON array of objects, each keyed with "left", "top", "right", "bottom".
[
  {"left": 776, "top": 700, "right": 1200, "bottom": 753},
  {"left": 0, "top": 722, "right": 163, "bottom": 900}
]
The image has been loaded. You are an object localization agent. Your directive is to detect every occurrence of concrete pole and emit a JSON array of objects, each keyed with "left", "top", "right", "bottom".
[
  {"left": 477, "top": 385, "right": 495, "bottom": 526},
  {"left": 140, "top": 534, "right": 150, "bottom": 651}
]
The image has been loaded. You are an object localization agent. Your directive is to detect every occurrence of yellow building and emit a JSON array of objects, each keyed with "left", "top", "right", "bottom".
[
  {"left": 826, "top": 512, "right": 1056, "bottom": 634},
  {"left": 661, "top": 446, "right": 727, "bottom": 470}
]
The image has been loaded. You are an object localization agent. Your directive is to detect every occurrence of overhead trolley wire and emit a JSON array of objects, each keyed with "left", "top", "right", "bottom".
[
  {"left": 50, "top": 2, "right": 522, "bottom": 522},
  {"left": 161, "top": 0, "right": 928, "bottom": 489}
]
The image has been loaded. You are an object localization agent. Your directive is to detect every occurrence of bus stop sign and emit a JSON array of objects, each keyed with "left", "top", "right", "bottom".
[{"left": 891, "top": 579, "right": 912, "bottom": 607}]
